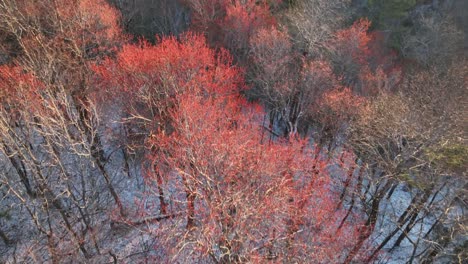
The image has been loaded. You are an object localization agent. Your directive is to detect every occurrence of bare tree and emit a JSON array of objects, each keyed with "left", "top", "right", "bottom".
[
  {"left": 401, "top": 11, "right": 463, "bottom": 66},
  {"left": 344, "top": 59, "right": 466, "bottom": 262},
  {"left": 286, "top": 0, "right": 351, "bottom": 56}
]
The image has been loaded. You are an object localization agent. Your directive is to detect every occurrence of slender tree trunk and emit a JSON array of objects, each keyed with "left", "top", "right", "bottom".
[
  {"left": 366, "top": 187, "right": 432, "bottom": 262},
  {"left": 95, "top": 158, "right": 126, "bottom": 217},
  {"left": 337, "top": 165, "right": 365, "bottom": 231},
  {"left": 343, "top": 180, "right": 392, "bottom": 264},
  {"left": 47, "top": 234, "right": 59, "bottom": 264},
  {"left": 156, "top": 171, "right": 167, "bottom": 215},
  {"left": 0, "top": 228, "right": 11, "bottom": 245},
  {"left": 391, "top": 211, "right": 419, "bottom": 249},
  {"left": 337, "top": 158, "right": 358, "bottom": 209},
  {"left": 29, "top": 138, "right": 92, "bottom": 259},
  {"left": 1, "top": 141, "right": 36, "bottom": 197},
  {"left": 181, "top": 174, "right": 195, "bottom": 230},
  {"left": 269, "top": 111, "right": 276, "bottom": 143},
  {"left": 386, "top": 183, "right": 398, "bottom": 199},
  {"left": 121, "top": 123, "right": 132, "bottom": 178},
  {"left": 73, "top": 94, "right": 126, "bottom": 217},
  {"left": 391, "top": 186, "right": 438, "bottom": 251},
  {"left": 50, "top": 194, "right": 90, "bottom": 259}
]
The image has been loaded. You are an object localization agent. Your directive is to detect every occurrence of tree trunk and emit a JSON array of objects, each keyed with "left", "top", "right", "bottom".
[
  {"left": 1, "top": 141, "right": 36, "bottom": 197},
  {"left": 182, "top": 174, "right": 195, "bottom": 230},
  {"left": 0, "top": 228, "right": 12, "bottom": 245},
  {"left": 343, "top": 179, "right": 392, "bottom": 264},
  {"left": 73, "top": 94, "right": 126, "bottom": 217},
  {"left": 367, "top": 187, "right": 432, "bottom": 262},
  {"left": 156, "top": 171, "right": 167, "bottom": 215}
]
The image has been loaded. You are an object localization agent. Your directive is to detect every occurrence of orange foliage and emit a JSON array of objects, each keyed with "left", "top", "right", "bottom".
[
  {"left": 92, "top": 33, "right": 243, "bottom": 133},
  {"left": 78, "top": 0, "right": 121, "bottom": 40},
  {"left": 148, "top": 89, "right": 363, "bottom": 262},
  {"left": 183, "top": 0, "right": 276, "bottom": 61},
  {"left": 95, "top": 33, "right": 242, "bottom": 93},
  {"left": 321, "top": 87, "right": 365, "bottom": 118},
  {"left": 20, "top": 0, "right": 120, "bottom": 41},
  {"left": 311, "top": 87, "right": 365, "bottom": 141},
  {"left": 182, "top": 0, "right": 228, "bottom": 31},
  {"left": 249, "top": 26, "right": 294, "bottom": 101},
  {"left": 330, "top": 18, "right": 401, "bottom": 95},
  {"left": 0, "top": 66, "right": 36, "bottom": 97},
  {"left": 92, "top": 31, "right": 365, "bottom": 261},
  {"left": 0, "top": 66, "right": 36, "bottom": 126},
  {"left": 8, "top": 0, "right": 122, "bottom": 63},
  {"left": 0, "top": 65, "right": 79, "bottom": 130},
  {"left": 359, "top": 66, "right": 402, "bottom": 96},
  {"left": 333, "top": 18, "right": 372, "bottom": 64},
  {"left": 222, "top": 0, "right": 276, "bottom": 55},
  {"left": 250, "top": 27, "right": 293, "bottom": 75},
  {"left": 301, "top": 60, "right": 337, "bottom": 99}
]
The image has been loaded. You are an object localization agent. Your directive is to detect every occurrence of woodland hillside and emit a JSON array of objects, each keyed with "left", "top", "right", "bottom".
[{"left": 0, "top": 0, "right": 466, "bottom": 263}]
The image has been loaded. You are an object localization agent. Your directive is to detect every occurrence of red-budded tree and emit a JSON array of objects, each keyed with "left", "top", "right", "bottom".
[
  {"left": 181, "top": 0, "right": 227, "bottom": 36},
  {"left": 329, "top": 18, "right": 401, "bottom": 96},
  {"left": 328, "top": 18, "right": 372, "bottom": 89},
  {"left": 248, "top": 26, "right": 296, "bottom": 136},
  {"left": 222, "top": 0, "right": 276, "bottom": 61},
  {"left": 93, "top": 33, "right": 369, "bottom": 262},
  {"left": 92, "top": 33, "right": 242, "bottom": 146},
  {"left": 310, "top": 87, "right": 365, "bottom": 152},
  {"left": 249, "top": 26, "right": 360, "bottom": 143},
  {"left": 92, "top": 33, "right": 243, "bottom": 221},
  {"left": 182, "top": 0, "right": 276, "bottom": 62},
  {"left": 147, "top": 90, "right": 367, "bottom": 263}
]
